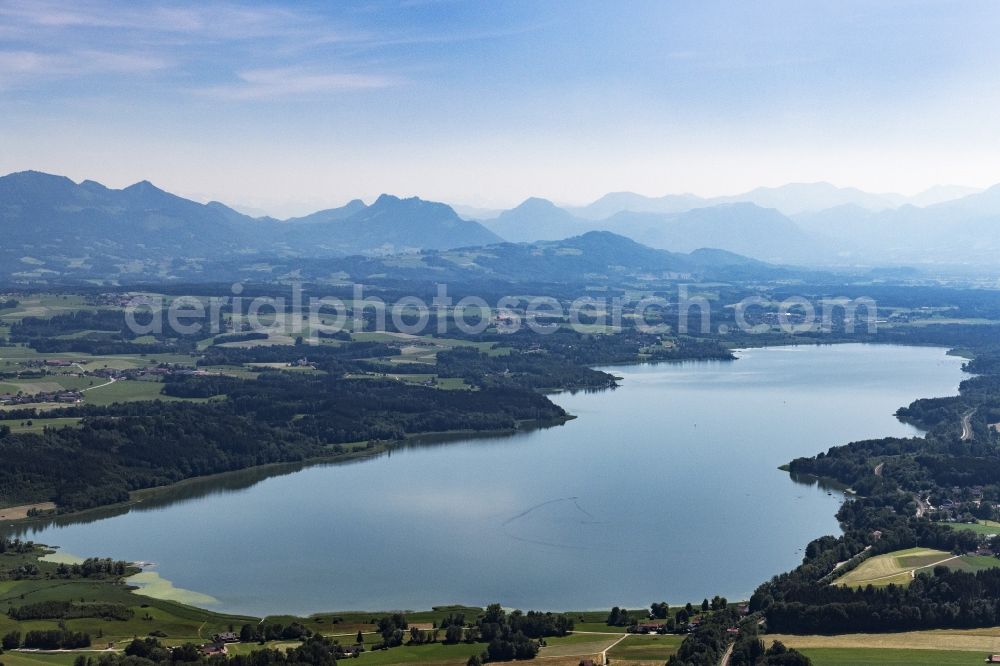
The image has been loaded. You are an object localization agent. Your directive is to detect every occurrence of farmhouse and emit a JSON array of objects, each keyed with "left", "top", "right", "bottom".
[
  {"left": 200, "top": 644, "right": 227, "bottom": 657},
  {"left": 634, "top": 622, "right": 666, "bottom": 634}
]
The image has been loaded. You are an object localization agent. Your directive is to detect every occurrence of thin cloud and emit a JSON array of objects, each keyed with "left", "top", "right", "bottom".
[
  {"left": 0, "top": 48, "right": 169, "bottom": 88},
  {"left": 195, "top": 67, "right": 399, "bottom": 101},
  {"left": 0, "top": 0, "right": 306, "bottom": 37}
]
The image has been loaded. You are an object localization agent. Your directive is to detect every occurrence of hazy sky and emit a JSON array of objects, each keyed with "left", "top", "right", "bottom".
[{"left": 2, "top": 0, "right": 1000, "bottom": 216}]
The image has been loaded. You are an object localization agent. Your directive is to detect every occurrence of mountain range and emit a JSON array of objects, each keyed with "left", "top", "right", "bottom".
[
  {"left": 4, "top": 170, "right": 1000, "bottom": 281},
  {"left": 0, "top": 171, "right": 500, "bottom": 279},
  {"left": 477, "top": 182, "right": 1000, "bottom": 267}
]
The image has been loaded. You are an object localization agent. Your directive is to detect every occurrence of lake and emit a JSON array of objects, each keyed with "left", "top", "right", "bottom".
[{"left": 13, "top": 343, "right": 966, "bottom": 616}]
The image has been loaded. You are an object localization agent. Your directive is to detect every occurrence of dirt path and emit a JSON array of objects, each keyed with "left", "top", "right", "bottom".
[
  {"left": 601, "top": 634, "right": 629, "bottom": 665},
  {"left": 911, "top": 555, "right": 961, "bottom": 578},
  {"left": 854, "top": 554, "right": 962, "bottom": 585}
]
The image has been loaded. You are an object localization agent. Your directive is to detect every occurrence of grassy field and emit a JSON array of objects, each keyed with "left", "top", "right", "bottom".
[
  {"left": 0, "top": 545, "right": 256, "bottom": 648},
  {"left": 948, "top": 519, "right": 1000, "bottom": 536},
  {"left": 0, "top": 416, "right": 81, "bottom": 433},
  {"left": 834, "top": 547, "right": 956, "bottom": 587},
  {"left": 0, "top": 652, "right": 81, "bottom": 666},
  {"left": 948, "top": 554, "right": 1000, "bottom": 574},
  {"left": 0, "top": 294, "right": 99, "bottom": 323},
  {"left": 82, "top": 379, "right": 218, "bottom": 406}
]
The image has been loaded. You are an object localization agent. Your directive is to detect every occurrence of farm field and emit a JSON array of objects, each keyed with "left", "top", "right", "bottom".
[
  {"left": 834, "top": 547, "right": 956, "bottom": 587},
  {"left": 834, "top": 547, "right": 1000, "bottom": 587},
  {"left": 605, "top": 634, "right": 684, "bottom": 661},
  {"left": 949, "top": 519, "right": 1000, "bottom": 536},
  {"left": 767, "top": 626, "right": 1000, "bottom": 652},
  {"left": 798, "top": 647, "right": 987, "bottom": 665}
]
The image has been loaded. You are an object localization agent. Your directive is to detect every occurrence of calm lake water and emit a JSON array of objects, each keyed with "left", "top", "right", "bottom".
[{"left": 13, "top": 344, "right": 965, "bottom": 616}]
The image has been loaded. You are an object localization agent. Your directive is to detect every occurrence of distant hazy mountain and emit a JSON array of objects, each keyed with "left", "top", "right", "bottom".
[
  {"left": 285, "top": 199, "right": 367, "bottom": 224},
  {"left": 0, "top": 171, "right": 254, "bottom": 258},
  {"left": 792, "top": 184, "right": 1000, "bottom": 265},
  {"left": 599, "top": 203, "right": 819, "bottom": 264},
  {"left": 0, "top": 172, "right": 503, "bottom": 277},
  {"left": 283, "top": 194, "right": 501, "bottom": 255},
  {"left": 561, "top": 182, "right": 985, "bottom": 220},
  {"left": 451, "top": 204, "right": 505, "bottom": 220},
  {"left": 710, "top": 182, "right": 902, "bottom": 215},
  {"left": 478, "top": 196, "right": 820, "bottom": 264},
  {"left": 481, "top": 198, "right": 586, "bottom": 241},
  {"left": 566, "top": 191, "right": 705, "bottom": 220},
  {"left": 905, "top": 185, "right": 983, "bottom": 208}
]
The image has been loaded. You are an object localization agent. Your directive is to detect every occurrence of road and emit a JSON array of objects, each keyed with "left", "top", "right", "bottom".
[
  {"left": 600, "top": 634, "right": 629, "bottom": 665},
  {"left": 960, "top": 408, "right": 977, "bottom": 441},
  {"left": 719, "top": 641, "right": 734, "bottom": 666},
  {"left": 915, "top": 494, "right": 931, "bottom": 517},
  {"left": 81, "top": 377, "right": 116, "bottom": 392}
]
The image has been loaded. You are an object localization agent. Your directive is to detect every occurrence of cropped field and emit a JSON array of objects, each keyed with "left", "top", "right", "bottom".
[
  {"left": 948, "top": 554, "right": 1000, "bottom": 574},
  {"left": 606, "top": 634, "right": 684, "bottom": 661},
  {"left": 798, "top": 647, "right": 987, "bottom": 665},
  {"left": 767, "top": 625, "right": 1000, "bottom": 652},
  {"left": 834, "top": 547, "right": 955, "bottom": 587}
]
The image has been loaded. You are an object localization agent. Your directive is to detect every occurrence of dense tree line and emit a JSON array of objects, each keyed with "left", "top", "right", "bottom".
[
  {"left": 16, "top": 629, "right": 92, "bottom": 649},
  {"left": 9, "top": 310, "right": 134, "bottom": 341},
  {"left": 239, "top": 622, "right": 312, "bottom": 643},
  {"left": 436, "top": 347, "right": 616, "bottom": 391},
  {"left": 667, "top": 609, "right": 737, "bottom": 666},
  {"left": 762, "top": 566, "right": 1000, "bottom": 634},
  {"left": 212, "top": 332, "right": 269, "bottom": 345},
  {"left": 27, "top": 338, "right": 193, "bottom": 355},
  {"left": 0, "top": 537, "right": 34, "bottom": 554},
  {"left": 8, "top": 600, "right": 133, "bottom": 621},
  {"left": 730, "top": 635, "right": 810, "bottom": 666},
  {"left": 197, "top": 341, "right": 397, "bottom": 369}
]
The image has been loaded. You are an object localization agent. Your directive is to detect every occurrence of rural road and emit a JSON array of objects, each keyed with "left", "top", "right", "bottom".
[
  {"left": 82, "top": 377, "right": 117, "bottom": 393},
  {"left": 960, "top": 408, "right": 976, "bottom": 441},
  {"left": 719, "top": 641, "right": 734, "bottom": 666},
  {"left": 915, "top": 494, "right": 931, "bottom": 517}
]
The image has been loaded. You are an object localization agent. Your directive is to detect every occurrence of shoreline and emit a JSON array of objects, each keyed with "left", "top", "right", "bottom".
[{"left": 1, "top": 414, "right": 576, "bottom": 530}]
